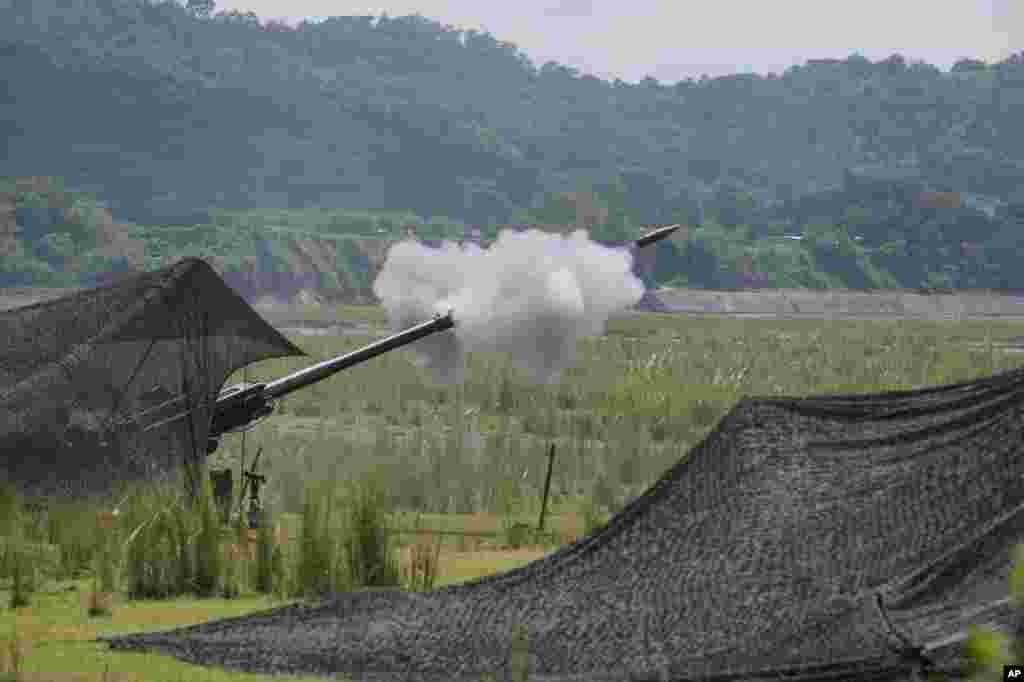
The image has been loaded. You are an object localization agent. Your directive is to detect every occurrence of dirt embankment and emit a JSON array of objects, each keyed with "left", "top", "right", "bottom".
[
  {"left": 212, "top": 235, "right": 391, "bottom": 305},
  {"left": 655, "top": 287, "right": 1024, "bottom": 320},
  {"left": 9, "top": 283, "right": 1024, "bottom": 323},
  {"left": 0, "top": 231, "right": 389, "bottom": 308}
]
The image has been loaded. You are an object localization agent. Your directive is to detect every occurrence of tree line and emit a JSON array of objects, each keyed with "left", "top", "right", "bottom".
[{"left": 1, "top": 1, "right": 1024, "bottom": 289}]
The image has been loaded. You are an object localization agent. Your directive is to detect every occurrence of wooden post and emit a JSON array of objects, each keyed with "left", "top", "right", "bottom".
[
  {"left": 89, "top": 510, "right": 117, "bottom": 617},
  {"left": 538, "top": 443, "right": 556, "bottom": 533}
]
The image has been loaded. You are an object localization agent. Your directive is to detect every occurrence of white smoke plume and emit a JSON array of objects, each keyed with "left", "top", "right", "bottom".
[{"left": 372, "top": 229, "right": 645, "bottom": 384}]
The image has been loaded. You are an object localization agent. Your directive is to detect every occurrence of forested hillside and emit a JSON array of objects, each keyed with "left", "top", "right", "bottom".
[{"left": 3, "top": 0, "right": 1024, "bottom": 292}]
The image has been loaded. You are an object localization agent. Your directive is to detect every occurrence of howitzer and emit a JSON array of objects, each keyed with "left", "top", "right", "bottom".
[
  {"left": 142, "top": 224, "right": 681, "bottom": 454},
  {"left": 206, "top": 311, "right": 455, "bottom": 453}
]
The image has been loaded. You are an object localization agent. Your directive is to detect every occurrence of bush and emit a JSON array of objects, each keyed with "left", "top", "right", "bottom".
[
  {"left": 959, "top": 544, "right": 1024, "bottom": 679},
  {"left": 296, "top": 482, "right": 347, "bottom": 598},
  {"left": 7, "top": 541, "right": 34, "bottom": 609},
  {"left": 401, "top": 526, "right": 441, "bottom": 592},
  {"left": 123, "top": 493, "right": 190, "bottom": 600},
  {"left": 0, "top": 250, "right": 61, "bottom": 287},
  {"left": 504, "top": 522, "right": 531, "bottom": 549},
  {"left": 578, "top": 496, "right": 606, "bottom": 538},
  {"left": 255, "top": 519, "right": 276, "bottom": 594},
  {"left": 344, "top": 475, "right": 401, "bottom": 589},
  {"left": 193, "top": 475, "right": 223, "bottom": 598}
]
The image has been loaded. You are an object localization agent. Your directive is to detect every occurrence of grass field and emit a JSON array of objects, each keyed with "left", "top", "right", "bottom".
[
  {"left": 3, "top": 303, "right": 1024, "bottom": 681},
  {"left": 227, "top": 303, "right": 1024, "bottom": 523}
]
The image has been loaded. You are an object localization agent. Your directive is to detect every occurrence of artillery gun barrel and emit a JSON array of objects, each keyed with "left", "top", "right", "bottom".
[{"left": 262, "top": 311, "right": 455, "bottom": 401}]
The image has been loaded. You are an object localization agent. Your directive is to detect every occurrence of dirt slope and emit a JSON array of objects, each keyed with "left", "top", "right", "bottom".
[
  {"left": 8, "top": 285, "right": 1024, "bottom": 321},
  {"left": 655, "top": 287, "right": 1024, "bottom": 320}
]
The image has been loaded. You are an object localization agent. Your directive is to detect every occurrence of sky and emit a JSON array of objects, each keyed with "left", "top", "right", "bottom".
[{"left": 217, "top": 0, "right": 1021, "bottom": 83}]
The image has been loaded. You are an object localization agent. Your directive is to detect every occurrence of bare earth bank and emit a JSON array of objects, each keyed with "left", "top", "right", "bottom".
[{"left": 6, "top": 286, "right": 1024, "bottom": 321}]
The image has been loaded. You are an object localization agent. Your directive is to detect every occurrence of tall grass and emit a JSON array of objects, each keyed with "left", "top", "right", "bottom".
[
  {"left": 401, "top": 513, "right": 442, "bottom": 592},
  {"left": 10, "top": 314, "right": 1024, "bottom": 588},
  {"left": 2, "top": 310, "right": 1023, "bottom": 681},
  {"left": 343, "top": 474, "right": 401, "bottom": 589},
  {"left": 206, "top": 309, "right": 1024, "bottom": 528},
  {"left": 121, "top": 475, "right": 205, "bottom": 600},
  {"left": 296, "top": 481, "right": 344, "bottom": 598}
]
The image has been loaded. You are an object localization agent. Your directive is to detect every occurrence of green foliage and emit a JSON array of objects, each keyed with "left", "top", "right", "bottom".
[
  {"left": 4, "top": 311, "right": 1024, "bottom": 680},
  {"left": 577, "top": 495, "right": 606, "bottom": 538},
  {"left": 254, "top": 520, "right": 276, "bottom": 595},
  {"left": 186, "top": 0, "right": 215, "bottom": 18},
  {"left": 0, "top": 247, "right": 63, "bottom": 287},
  {"left": 46, "top": 502, "right": 96, "bottom": 581},
  {"left": 8, "top": 542, "right": 34, "bottom": 609},
  {"left": 37, "top": 232, "right": 76, "bottom": 262},
  {"left": 296, "top": 482, "right": 346, "bottom": 598},
  {"left": 89, "top": 524, "right": 118, "bottom": 618},
  {"left": 508, "top": 622, "right": 530, "bottom": 682},
  {"left": 1, "top": 2, "right": 1024, "bottom": 287},
  {"left": 926, "top": 270, "right": 954, "bottom": 290},
  {"left": 401, "top": 517, "right": 441, "bottom": 592},
  {"left": 123, "top": 489, "right": 187, "bottom": 600},
  {"left": 960, "top": 543, "right": 1024, "bottom": 679},
  {"left": 963, "top": 625, "right": 1012, "bottom": 677},
  {"left": 193, "top": 474, "right": 223, "bottom": 598},
  {"left": 515, "top": 179, "right": 637, "bottom": 242},
  {"left": 209, "top": 308, "right": 1024, "bottom": 542},
  {"left": 94, "top": 524, "right": 119, "bottom": 596},
  {"left": 290, "top": 472, "right": 402, "bottom": 598},
  {"left": 0, "top": 484, "right": 42, "bottom": 609},
  {"left": 344, "top": 475, "right": 401, "bottom": 589},
  {"left": 2, "top": 167, "right": 1022, "bottom": 292}
]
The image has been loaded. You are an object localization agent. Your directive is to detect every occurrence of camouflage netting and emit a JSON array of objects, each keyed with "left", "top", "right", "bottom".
[
  {"left": 103, "top": 366, "right": 1024, "bottom": 680},
  {"left": 0, "top": 258, "right": 305, "bottom": 500}
]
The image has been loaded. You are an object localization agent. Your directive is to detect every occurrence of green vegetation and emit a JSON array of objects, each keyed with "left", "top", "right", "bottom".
[
  {"left": 961, "top": 544, "right": 1024, "bottom": 679},
  {"left": 4, "top": 173, "right": 1024, "bottom": 308},
  {"left": 221, "top": 306, "right": 1024, "bottom": 524},
  {"left": 4, "top": 2, "right": 1024, "bottom": 289},
  {"left": 1, "top": 303, "right": 1024, "bottom": 680}
]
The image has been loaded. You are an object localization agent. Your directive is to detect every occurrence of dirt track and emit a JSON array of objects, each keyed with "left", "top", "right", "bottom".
[
  {"left": 653, "top": 287, "right": 1024, "bottom": 320},
  {"left": 7, "top": 286, "right": 1024, "bottom": 322}
]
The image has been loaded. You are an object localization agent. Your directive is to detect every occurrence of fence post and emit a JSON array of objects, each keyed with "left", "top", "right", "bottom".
[{"left": 538, "top": 443, "right": 556, "bottom": 533}]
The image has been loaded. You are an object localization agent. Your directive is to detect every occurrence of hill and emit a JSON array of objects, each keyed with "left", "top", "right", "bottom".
[{"left": 2, "top": 1, "right": 1024, "bottom": 291}]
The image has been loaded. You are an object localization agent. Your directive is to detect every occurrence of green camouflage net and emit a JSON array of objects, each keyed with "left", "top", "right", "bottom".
[
  {"left": 104, "top": 364, "right": 1024, "bottom": 680},
  {"left": 0, "top": 258, "right": 304, "bottom": 501}
]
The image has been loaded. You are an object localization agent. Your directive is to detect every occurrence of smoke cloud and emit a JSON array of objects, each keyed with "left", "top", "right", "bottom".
[{"left": 372, "top": 229, "right": 644, "bottom": 384}]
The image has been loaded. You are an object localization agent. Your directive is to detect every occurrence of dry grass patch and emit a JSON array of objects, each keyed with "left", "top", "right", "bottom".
[
  {"left": 0, "top": 583, "right": 317, "bottom": 682},
  {"left": 434, "top": 547, "right": 555, "bottom": 588}
]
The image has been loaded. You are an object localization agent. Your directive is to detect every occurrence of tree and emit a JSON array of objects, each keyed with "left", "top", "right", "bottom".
[
  {"left": 37, "top": 232, "right": 76, "bottom": 263},
  {"left": 186, "top": 0, "right": 215, "bottom": 19},
  {"left": 952, "top": 58, "right": 987, "bottom": 73}
]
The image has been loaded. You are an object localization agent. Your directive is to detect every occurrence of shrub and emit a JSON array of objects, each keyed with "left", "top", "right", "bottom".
[
  {"left": 88, "top": 510, "right": 119, "bottom": 617},
  {"left": 344, "top": 475, "right": 400, "bottom": 589},
  {"left": 296, "top": 483, "right": 347, "bottom": 598},
  {"left": 959, "top": 543, "right": 1024, "bottom": 679},
  {"left": 197, "top": 489, "right": 222, "bottom": 597},
  {"left": 578, "top": 496, "right": 606, "bottom": 538},
  {"left": 255, "top": 519, "right": 276, "bottom": 594},
  {"left": 402, "top": 530, "right": 441, "bottom": 592}
]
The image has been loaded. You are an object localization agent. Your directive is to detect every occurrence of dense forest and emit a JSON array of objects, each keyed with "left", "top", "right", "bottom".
[{"left": 2, "top": 0, "right": 1024, "bottom": 292}]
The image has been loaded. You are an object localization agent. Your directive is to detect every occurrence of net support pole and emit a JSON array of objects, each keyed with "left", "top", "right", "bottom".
[{"left": 538, "top": 442, "right": 556, "bottom": 533}]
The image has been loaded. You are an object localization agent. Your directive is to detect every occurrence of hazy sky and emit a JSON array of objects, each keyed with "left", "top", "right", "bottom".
[{"left": 218, "top": 0, "right": 1021, "bottom": 83}]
